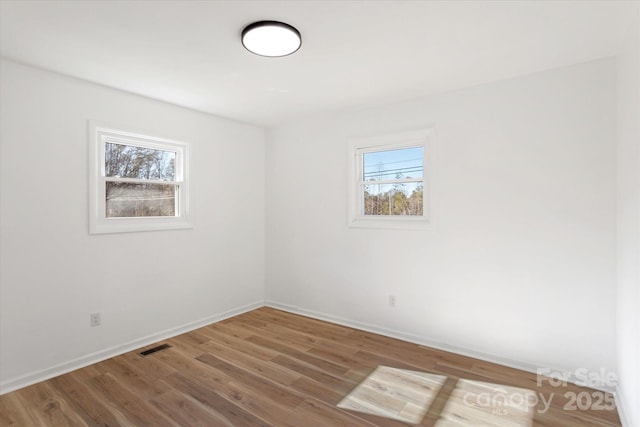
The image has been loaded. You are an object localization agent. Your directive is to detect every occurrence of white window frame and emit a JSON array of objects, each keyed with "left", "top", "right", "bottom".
[
  {"left": 89, "top": 121, "right": 192, "bottom": 234},
  {"left": 348, "top": 128, "right": 433, "bottom": 230}
]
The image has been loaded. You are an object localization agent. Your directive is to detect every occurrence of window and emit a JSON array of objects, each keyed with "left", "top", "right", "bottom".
[
  {"left": 348, "top": 128, "right": 432, "bottom": 229},
  {"left": 89, "top": 122, "right": 191, "bottom": 234}
]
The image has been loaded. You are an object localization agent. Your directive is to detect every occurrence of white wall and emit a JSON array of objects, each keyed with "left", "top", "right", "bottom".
[
  {"left": 0, "top": 60, "right": 265, "bottom": 392},
  {"left": 266, "top": 59, "right": 617, "bottom": 377},
  {"left": 616, "top": 4, "right": 640, "bottom": 426}
]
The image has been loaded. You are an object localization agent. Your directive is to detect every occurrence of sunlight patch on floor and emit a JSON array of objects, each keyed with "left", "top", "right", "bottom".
[
  {"left": 436, "top": 379, "right": 535, "bottom": 427},
  {"left": 337, "top": 366, "right": 447, "bottom": 424}
]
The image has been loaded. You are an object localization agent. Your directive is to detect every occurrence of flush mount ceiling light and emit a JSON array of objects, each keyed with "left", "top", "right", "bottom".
[{"left": 242, "top": 21, "right": 301, "bottom": 57}]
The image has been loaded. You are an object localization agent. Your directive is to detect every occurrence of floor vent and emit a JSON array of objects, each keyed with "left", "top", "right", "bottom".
[{"left": 139, "top": 343, "right": 171, "bottom": 356}]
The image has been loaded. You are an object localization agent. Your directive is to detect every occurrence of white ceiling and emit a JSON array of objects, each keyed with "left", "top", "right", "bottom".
[{"left": 0, "top": 1, "right": 634, "bottom": 127}]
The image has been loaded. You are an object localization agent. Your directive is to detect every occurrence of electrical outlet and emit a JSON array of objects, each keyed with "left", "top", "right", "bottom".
[
  {"left": 389, "top": 295, "right": 396, "bottom": 307},
  {"left": 90, "top": 312, "right": 101, "bottom": 327}
]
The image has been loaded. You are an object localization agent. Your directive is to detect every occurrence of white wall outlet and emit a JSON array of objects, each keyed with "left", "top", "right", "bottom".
[
  {"left": 90, "top": 312, "right": 101, "bottom": 327},
  {"left": 389, "top": 295, "right": 396, "bottom": 307}
]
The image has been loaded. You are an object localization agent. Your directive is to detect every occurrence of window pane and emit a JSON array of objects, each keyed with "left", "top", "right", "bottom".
[
  {"left": 106, "top": 182, "right": 176, "bottom": 217},
  {"left": 105, "top": 143, "right": 176, "bottom": 180},
  {"left": 363, "top": 182, "right": 423, "bottom": 216},
  {"left": 363, "top": 146, "right": 423, "bottom": 181}
]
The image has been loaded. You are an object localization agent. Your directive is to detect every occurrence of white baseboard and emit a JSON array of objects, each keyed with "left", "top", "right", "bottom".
[
  {"left": 0, "top": 300, "right": 264, "bottom": 395},
  {"left": 614, "top": 385, "right": 631, "bottom": 427},
  {"left": 265, "top": 300, "right": 617, "bottom": 395}
]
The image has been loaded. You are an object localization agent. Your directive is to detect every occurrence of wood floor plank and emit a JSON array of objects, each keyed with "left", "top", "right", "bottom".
[
  {"left": 61, "top": 364, "right": 104, "bottom": 384},
  {"left": 292, "top": 397, "right": 381, "bottom": 427},
  {"left": 151, "top": 389, "right": 233, "bottom": 427},
  {"left": 89, "top": 372, "right": 176, "bottom": 426},
  {"left": 199, "top": 324, "right": 281, "bottom": 361},
  {"left": 207, "top": 320, "right": 256, "bottom": 339},
  {"left": 150, "top": 388, "right": 238, "bottom": 427},
  {"left": 198, "top": 337, "right": 302, "bottom": 386},
  {"left": 118, "top": 347, "right": 178, "bottom": 379},
  {"left": 161, "top": 372, "right": 272, "bottom": 427},
  {"left": 49, "top": 374, "right": 125, "bottom": 427},
  {"left": 12, "top": 381, "right": 88, "bottom": 427},
  {"left": 196, "top": 352, "right": 303, "bottom": 408},
  {"left": 0, "top": 392, "right": 41, "bottom": 426},
  {"left": 247, "top": 309, "right": 354, "bottom": 341},
  {"left": 230, "top": 317, "right": 361, "bottom": 359},
  {"left": 224, "top": 379, "right": 313, "bottom": 427},
  {"left": 99, "top": 355, "right": 170, "bottom": 399},
  {"left": 247, "top": 334, "right": 351, "bottom": 375},
  {"left": 355, "top": 348, "right": 438, "bottom": 373},
  {"left": 228, "top": 318, "right": 320, "bottom": 352},
  {"left": 0, "top": 307, "right": 622, "bottom": 426}
]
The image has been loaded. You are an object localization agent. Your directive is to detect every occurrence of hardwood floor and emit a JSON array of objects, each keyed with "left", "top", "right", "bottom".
[{"left": 0, "top": 307, "right": 621, "bottom": 426}]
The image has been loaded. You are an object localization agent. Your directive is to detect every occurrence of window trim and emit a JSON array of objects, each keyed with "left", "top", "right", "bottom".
[
  {"left": 348, "top": 128, "right": 433, "bottom": 230},
  {"left": 89, "top": 121, "right": 192, "bottom": 234}
]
